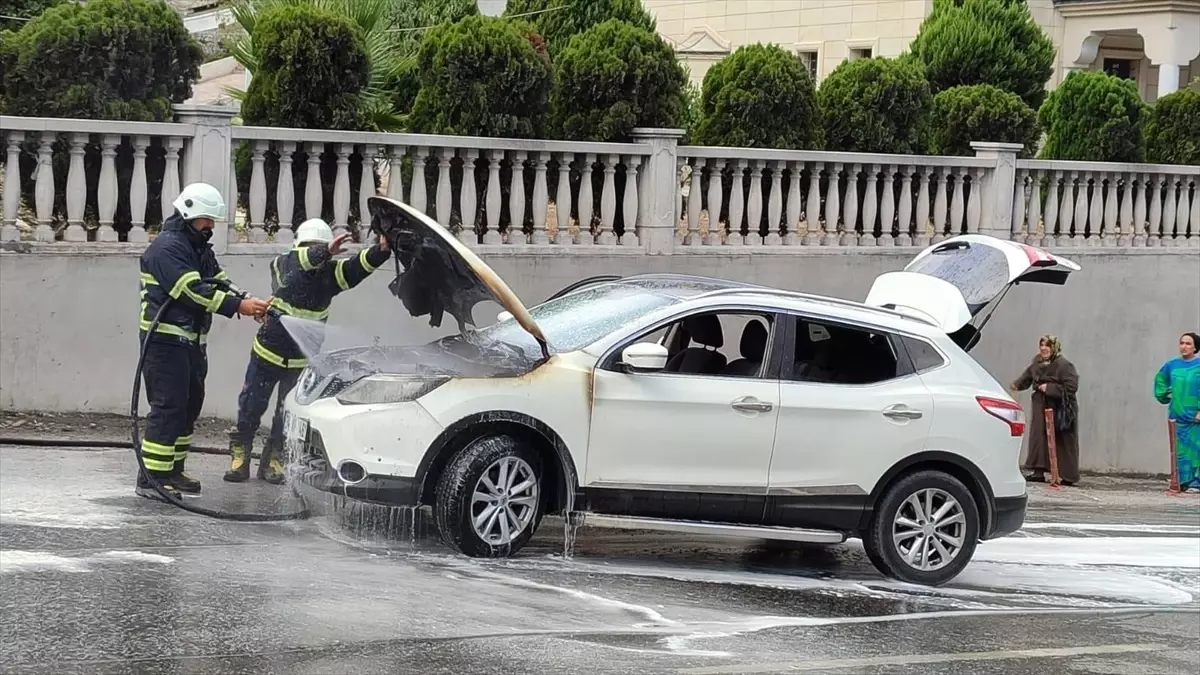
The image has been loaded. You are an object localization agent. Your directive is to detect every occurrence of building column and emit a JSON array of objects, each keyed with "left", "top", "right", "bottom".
[{"left": 1157, "top": 62, "right": 1181, "bottom": 97}]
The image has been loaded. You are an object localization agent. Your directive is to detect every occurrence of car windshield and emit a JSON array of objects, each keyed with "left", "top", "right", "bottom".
[
  {"left": 906, "top": 244, "right": 1011, "bottom": 311},
  {"left": 463, "top": 282, "right": 682, "bottom": 358}
]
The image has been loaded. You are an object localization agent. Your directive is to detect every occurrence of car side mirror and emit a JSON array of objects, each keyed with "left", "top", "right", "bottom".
[
  {"left": 620, "top": 342, "right": 668, "bottom": 373},
  {"left": 496, "top": 311, "right": 513, "bottom": 323}
]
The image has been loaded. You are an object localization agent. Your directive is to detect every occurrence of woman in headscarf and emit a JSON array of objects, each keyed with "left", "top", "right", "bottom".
[
  {"left": 1011, "top": 335, "right": 1081, "bottom": 485},
  {"left": 1154, "top": 332, "right": 1200, "bottom": 492}
]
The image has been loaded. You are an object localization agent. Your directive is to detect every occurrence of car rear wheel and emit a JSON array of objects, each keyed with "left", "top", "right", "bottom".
[
  {"left": 434, "top": 435, "right": 544, "bottom": 558},
  {"left": 863, "top": 470, "right": 979, "bottom": 586}
]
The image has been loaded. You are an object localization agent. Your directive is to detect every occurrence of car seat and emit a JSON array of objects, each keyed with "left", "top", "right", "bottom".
[
  {"left": 665, "top": 314, "right": 727, "bottom": 374},
  {"left": 722, "top": 320, "right": 768, "bottom": 376}
]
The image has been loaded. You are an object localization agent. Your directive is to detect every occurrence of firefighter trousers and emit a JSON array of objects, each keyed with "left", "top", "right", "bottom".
[
  {"left": 233, "top": 351, "right": 302, "bottom": 452},
  {"left": 140, "top": 337, "right": 207, "bottom": 476}
]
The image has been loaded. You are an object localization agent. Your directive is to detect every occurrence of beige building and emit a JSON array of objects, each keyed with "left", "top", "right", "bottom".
[{"left": 647, "top": 0, "right": 1200, "bottom": 102}]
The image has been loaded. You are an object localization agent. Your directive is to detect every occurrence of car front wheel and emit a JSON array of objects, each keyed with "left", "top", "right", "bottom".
[
  {"left": 434, "top": 435, "right": 544, "bottom": 558},
  {"left": 863, "top": 470, "right": 980, "bottom": 586}
]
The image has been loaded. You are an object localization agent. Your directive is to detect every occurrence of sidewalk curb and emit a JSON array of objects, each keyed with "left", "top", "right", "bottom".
[{"left": 0, "top": 436, "right": 267, "bottom": 459}]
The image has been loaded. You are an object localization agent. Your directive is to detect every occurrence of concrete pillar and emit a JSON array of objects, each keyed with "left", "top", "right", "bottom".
[
  {"left": 1157, "top": 62, "right": 1181, "bottom": 97},
  {"left": 630, "top": 128, "right": 685, "bottom": 255},
  {"left": 971, "top": 141, "right": 1024, "bottom": 239},
  {"left": 173, "top": 104, "right": 238, "bottom": 253}
]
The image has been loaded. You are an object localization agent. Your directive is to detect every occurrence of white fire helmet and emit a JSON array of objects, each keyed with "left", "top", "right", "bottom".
[
  {"left": 172, "top": 182, "right": 227, "bottom": 221},
  {"left": 295, "top": 218, "right": 334, "bottom": 245}
]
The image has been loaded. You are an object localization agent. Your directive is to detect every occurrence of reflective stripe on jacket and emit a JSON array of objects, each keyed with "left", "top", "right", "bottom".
[
  {"left": 140, "top": 212, "right": 241, "bottom": 343},
  {"left": 252, "top": 242, "right": 391, "bottom": 368}
]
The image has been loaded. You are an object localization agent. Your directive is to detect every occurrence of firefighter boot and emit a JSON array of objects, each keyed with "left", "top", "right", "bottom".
[
  {"left": 257, "top": 442, "right": 286, "bottom": 485},
  {"left": 170, "top": 457, "right": 202, "bottom": 494},
  {"left": 223, "top": 439, "right": 252, "bottom": 483},
  {"left": 135, "top": 470, "right": 182, "bottom": 502}
]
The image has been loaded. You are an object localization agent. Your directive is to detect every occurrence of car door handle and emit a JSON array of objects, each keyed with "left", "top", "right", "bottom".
[
  {"left": 882, "top": 404, "right": 923, "bottom": 420},
  {"left": 732, "top": 396, "right": 773, "bottom": 413}
]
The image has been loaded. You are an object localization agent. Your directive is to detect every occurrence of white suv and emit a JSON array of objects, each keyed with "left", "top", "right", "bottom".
[{"left": 283, "top": 197, "right": 1080, "bottom": 586}]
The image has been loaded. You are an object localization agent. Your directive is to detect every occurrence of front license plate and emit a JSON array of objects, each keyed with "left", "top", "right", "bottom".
[{"left": 284, "top": 412, "right": 309, "bottom": 457}]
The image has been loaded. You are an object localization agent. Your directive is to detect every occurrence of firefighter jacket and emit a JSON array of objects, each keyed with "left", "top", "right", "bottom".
[
  {"left": 139, "top": 212, "right": 241, "bottom": 344},
  {"left": 251, "top": 242, "right": 392, "bottom": 368}
]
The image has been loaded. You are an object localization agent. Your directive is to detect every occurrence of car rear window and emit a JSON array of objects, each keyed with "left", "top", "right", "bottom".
[
  {"left": 901, "top": 336, "right": 946, "bottom": 372},
  {"left": 905, "top": 243, "right": 1010, "bottom": 311}
]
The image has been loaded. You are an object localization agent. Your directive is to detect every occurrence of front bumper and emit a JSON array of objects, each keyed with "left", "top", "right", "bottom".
[
  {"left": 983, "top": 494, "right": 1027, "bottom": 540},
  {"left": 282, "top": 392, "right": 443, "bottom": 507}
]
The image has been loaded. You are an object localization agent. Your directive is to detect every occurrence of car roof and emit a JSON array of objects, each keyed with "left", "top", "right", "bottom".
[{"left": 608, "top": 273, "right": 941, "bottom": 335}]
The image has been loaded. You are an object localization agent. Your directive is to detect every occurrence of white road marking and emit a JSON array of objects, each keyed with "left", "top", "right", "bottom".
[
  {"left": 677, "top": 643, "right": 1170, "bottom": 674},
  {"left": 1022, "top": 523, "right": 1200, "bottom": 535}
]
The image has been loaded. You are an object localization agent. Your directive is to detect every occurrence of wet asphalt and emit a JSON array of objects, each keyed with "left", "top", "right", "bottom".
[{"left": 1, "top": 445, "right": 1198, "bottom": 674}]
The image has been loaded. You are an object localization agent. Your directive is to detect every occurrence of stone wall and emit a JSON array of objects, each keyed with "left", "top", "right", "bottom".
[{"left": 2, "top": 247, "right": 1196, "bottom": 474}]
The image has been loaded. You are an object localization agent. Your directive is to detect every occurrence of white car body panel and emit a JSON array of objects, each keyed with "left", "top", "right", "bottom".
[
  {"left": 416, "top": 351, "right": 596, "bottom": 475},
  {"left": 864, "top": 272, "right": 973, "bottom": 333},
  {"left": 587, "top": 368, "right": 779, "bottom": 489},
  {"left": 291, "top": 395, "right": 445, "bottom": 479},
  {"left": 769, "top": 374, "right": 933, "bottom": 494}
]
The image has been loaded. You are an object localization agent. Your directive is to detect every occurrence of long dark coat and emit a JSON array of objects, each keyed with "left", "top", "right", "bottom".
[{"left": 1012, "top": 355, "right": 1081, "bottom": 483}]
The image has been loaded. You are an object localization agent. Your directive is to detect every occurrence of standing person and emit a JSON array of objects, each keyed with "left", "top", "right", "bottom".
[
  {"left": 1010, "top": 335, "right": 1081, "bottom": 486},
  {"left": 225, "top": 218, "right": 391, "bottom": 484},
  {"left": 1154, "top": 332, "right": 1200, "bottom": 492},
  {"left": 138, "top": 183, "right": 270, "bottom": 501}
]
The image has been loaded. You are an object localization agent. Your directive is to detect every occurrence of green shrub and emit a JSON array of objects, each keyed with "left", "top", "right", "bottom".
[
  {"left": 0, "top": 0, "right": 202, "bottom": 121},
  {"left": 551, "top": 19, "right": 686, "bottom": 142},
  {"left": 1143, "top": 88, "right": 1200, "bottom": 165},
  {"left": 0, "top": 0, "right": 67, "bottom": 34},
  {"left": 409, "top": 15, "right": 553, "bottom": 138},
  {"left": 819, "top": 57, "right": 932, "bottom": 154},
  {"left": 696, "top": 43, "right": 818, "bottom": 149},
  {"left": 910, "top": 0, "right": 1054, "bottom": 109},
  {"left": 505, "top": 0, "right": 655, "bottom": 56},
  {"left": 229, "top": 0, "right": 404, "bottom": 132},
  {"left": 240, "top": 4, "right": 370, "bottom": 130},
  {"left": 681, "top": 78, "right": 703, "bottom": 145},
  {"left": 1, "top": 0, "right": 201, "bottom": 239},
  {"left": 1037, "top": 70, "right": 1148, "bottom": 162},
  {"left": 929, "top": 84, "right": 1038, "bottom": 156},
  {"left": 237, "top": 3, "right": 373, "bottom": 231}
]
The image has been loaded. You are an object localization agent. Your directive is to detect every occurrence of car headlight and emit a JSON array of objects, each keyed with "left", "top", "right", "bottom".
[{"left": 334, "top": 375, "right": 449, "bottom": 405}]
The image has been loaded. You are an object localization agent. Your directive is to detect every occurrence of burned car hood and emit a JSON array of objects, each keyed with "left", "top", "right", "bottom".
[{"left": 368, "top": 196, "right": 548, "bottom": 358}]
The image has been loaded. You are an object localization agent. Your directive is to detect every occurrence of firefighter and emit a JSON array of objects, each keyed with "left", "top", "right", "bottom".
[
  {"left": 138, "top": 182, "right": 270, "bottom": 501},
  {"left": 225, "top": 218, "right": 391, "bottom": 484}
]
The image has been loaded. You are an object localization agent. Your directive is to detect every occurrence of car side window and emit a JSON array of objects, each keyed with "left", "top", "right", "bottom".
[
  {"left": 787, "top": 317, "right": 901, "bottom": 385},
  {"left": 901, "top": 336, "right": 946, "bottom": 373},
  {"left": 610, "top": 311, "right": 775, "bottom": 379}
]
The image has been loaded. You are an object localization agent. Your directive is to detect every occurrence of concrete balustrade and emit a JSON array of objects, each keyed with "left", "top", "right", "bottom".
[
  {"left": 1, "top": 108, "right": 1197, "bottom": 253},
  {"left": 1014, "top": 160, "right": 1200, "bottom": 248}
]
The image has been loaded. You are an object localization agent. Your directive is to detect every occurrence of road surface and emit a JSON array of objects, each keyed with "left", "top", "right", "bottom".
[{"left": 2, "top": 445, "right": 1198, "bottom": 674}]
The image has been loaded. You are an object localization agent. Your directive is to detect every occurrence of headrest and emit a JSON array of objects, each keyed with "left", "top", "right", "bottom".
[
  {"left": 683, "top": 314, "right": 723, "bottom": 349},
  {"left": 740, "top": 321, "right": 768, "bottom": 359}
]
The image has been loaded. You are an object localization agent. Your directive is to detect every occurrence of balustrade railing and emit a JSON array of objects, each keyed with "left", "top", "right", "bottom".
[
  {"left": 1012, "top": 160, "right": 1199, "bottom": 247},
  {"left": 2, "top": 117, "right": 192, "bottom": 244},
  {"left": 676, "top": 148, "right": 995, "bottom": 247},
  {"left": 229, "top": 126, "right": 650, "bottom": 248},
  {"left": 3, "top": 111, "right": 1197, "bottom": 253}
]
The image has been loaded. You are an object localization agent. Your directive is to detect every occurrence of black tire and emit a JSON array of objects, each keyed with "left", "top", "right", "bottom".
[
  {"left": 863, "top": 470, "right": 980, "bottom": 586},
  {"left": 434, "top": 434, "right": 544, "bottom": 558}
]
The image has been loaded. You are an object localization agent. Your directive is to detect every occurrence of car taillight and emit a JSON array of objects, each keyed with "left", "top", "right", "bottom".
[{"left": 977, "top": 396, "right": 1026, "bottom": 437}]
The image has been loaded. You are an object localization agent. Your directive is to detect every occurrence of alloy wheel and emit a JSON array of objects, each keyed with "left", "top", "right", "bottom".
[
  {"left": 891, "top": 487, "right": 966, "bottom": 572},
  {"left": 470, "top": 456, "right": 539, "bottom": 546}
]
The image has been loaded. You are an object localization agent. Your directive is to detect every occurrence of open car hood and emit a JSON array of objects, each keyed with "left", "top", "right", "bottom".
[
  {"left": 865, "top": 235, "right": 1080, "bottom": 350},
  {"left": 368, "top": 196, "right": 549, "bottom": 358}
]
